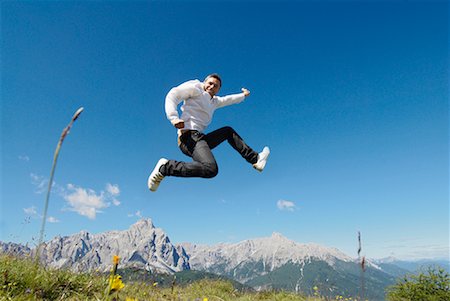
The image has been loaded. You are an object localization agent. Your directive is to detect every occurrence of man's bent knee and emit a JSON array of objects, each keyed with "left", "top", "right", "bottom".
[
  {"left": 202, "top": 162, "right": 218, "bottom": 178},
  {"left": 222, "top": 126, "right": 235, "bottom": 134}
]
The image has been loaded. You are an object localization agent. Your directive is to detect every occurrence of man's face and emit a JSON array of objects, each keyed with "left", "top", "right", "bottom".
[{"left": 204, "top": 77, "right": 221, "bottom": 97}]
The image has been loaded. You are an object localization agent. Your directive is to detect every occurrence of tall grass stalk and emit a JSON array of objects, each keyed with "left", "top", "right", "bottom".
[{"left": 35, "top": 107, "right": 84, "bottom": 264}]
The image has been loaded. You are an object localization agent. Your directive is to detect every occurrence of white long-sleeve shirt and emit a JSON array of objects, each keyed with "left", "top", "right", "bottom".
[{"left": 165, "top": 79, "right": 246, "bottom": 133}]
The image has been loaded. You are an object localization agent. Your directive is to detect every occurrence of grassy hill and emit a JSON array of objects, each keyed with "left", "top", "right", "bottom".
[{"left": 0, "top": 253, "right": 321, "bottom": 300}]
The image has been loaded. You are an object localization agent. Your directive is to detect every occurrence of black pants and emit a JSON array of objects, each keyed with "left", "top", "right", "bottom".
[{"left": 160, "top": 126, "right": 259, "bottom": 178}]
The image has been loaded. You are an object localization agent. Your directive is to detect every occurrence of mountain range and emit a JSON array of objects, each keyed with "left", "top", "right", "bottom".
[
  {"left": 179, "top": 232, "right": 394, "bottom": 299},
  {"left": 1, "top": 219, "right": 189, "bottom": 274},
  {"left": 1, "top": 218, "right": 447, "bottom": 299}
]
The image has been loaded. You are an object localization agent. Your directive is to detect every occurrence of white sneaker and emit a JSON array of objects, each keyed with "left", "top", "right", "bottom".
[
  {"left": 148, "top": 158, "right": 169, "bottom": 192},
  {"left": 253, "top": 146, "right": 270, "bottom": 172}
]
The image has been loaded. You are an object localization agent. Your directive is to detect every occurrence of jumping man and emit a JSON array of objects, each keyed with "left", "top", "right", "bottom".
[{"left": 147, "top": 74, "right": 270, "bottom": 191}]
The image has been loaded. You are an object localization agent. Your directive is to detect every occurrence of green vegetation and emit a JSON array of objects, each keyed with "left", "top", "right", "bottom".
[
  {"left": 5, "top": 253, "right": 448, "bottom": 301},
  {"left": 0, "top": 254, "right": 312, "bottom": 300},
  {"left": 386, "top": 267, "right": 450, "bottom": 301},
  {"left": 0, "top": 254, "right": 104, "bottom": 300}
]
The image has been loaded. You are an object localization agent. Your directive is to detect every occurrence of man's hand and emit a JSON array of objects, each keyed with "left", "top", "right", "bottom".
[
  {"left": 174, "top": 121, "right": 185, "bottom": 129},
  {"left": 242, "top": 88, "right": 250, "bottom": 97}
]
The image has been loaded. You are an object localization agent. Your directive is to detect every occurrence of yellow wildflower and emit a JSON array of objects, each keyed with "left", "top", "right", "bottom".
[
  {"left": 313, "top": 285, "right": 319, "bottom": 296},
  {"left": 113, "top": 255, "right": 120, "bottom": 265},
  {"left": 109, "top": 274, "right": 125, "bottom": 292}
]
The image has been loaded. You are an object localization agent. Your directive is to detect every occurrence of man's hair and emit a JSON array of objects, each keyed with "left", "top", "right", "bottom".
[{"left": 204, "top": 73, "right": 222, "bottom": 87}]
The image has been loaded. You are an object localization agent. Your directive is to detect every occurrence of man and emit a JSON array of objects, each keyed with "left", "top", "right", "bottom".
[{"left": 147, "top": 74, "right": 270, "bottom": 192}]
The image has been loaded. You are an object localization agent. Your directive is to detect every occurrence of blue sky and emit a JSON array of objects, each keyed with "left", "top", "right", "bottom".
[{"left": 1, "top": 0, "right": 448, "bottom": 261}]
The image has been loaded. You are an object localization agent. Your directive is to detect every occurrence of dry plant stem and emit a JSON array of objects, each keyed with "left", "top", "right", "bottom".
[{"left": 35, "top": 107, "right": 84, "bottom": 265}]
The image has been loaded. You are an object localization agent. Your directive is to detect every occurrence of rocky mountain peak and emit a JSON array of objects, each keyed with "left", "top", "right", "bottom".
[
  {"left": 131, "top": 218, "right": 155, "bottom": 230},
  {"left": 128, "top": 218, "right": 156, "bottom": 240},
  {"left": 270, "top": 232, "right": 286, "bottom": 239},
  {"left": 267, "top": 232, "right": 295, "bottom": 246},
  {"left": 32, "top": 218, "right": 189, "bottom": 274},
  {"left": 268, "top": 232, "right": 292, "bottom": 243}
]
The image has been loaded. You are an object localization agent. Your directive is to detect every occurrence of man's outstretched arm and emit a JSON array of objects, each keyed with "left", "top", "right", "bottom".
[{"left": 215, "top": 87, "right": 250, "bottom": 108}]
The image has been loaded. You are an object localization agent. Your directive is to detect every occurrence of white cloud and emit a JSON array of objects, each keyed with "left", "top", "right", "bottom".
[
  {"left": 47, "top": 216, "right": 60, "bottom": 223},
  {"left": 30, "top": 173, "right": 48, "bottom": 194},
  {"left": 64, "top": 185, "right": 107, "bottom": 219},
  {"left": 106, "top": 183, "right": 120, "bottom": 196},
  {"left": 29, "top": 176, "right": 121, "bottom": 220},
  {"left": 106, "top": 183, "right": 121, "bottom": 206},
  {"left": 19, "top": 155, "right": 30, "bottom": 162},
  {"left": 277, "top": 200, "right": 296, "bottom": 212},
  {"left": 30, "top": 173, "right": 66, "bottom": 196},
  {"left": 128, "top": 210, "right": 142, "bottom": 218},
  {"left": 63, "top": 183, "right": 121, "bottom": 219},
  {"left": 24, "top": 206, "right": 39, "bottom": 217}
]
